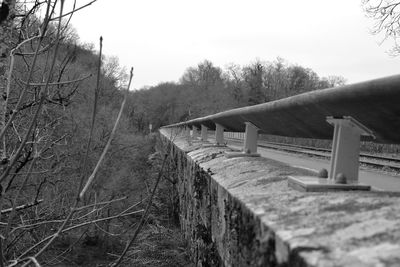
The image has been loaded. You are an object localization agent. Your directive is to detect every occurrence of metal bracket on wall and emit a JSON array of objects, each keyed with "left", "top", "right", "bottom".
[
  {"left": 185, "top": 126, "right": 191, "bottom": 140},
  {"left": 191, "top": 126, "right": 200, "bottom": 140},
  {"left": 288, "top": 116, "right": 374, "bottom": 192},
  {"left": 215, "top": 123, "right": 226, "bottom": 146},
  {"left": 201, "top": 125, "right": 209, "bottom": 142},
  {"left": 225, "top": 122, "right": 260, "bottom": 158}
]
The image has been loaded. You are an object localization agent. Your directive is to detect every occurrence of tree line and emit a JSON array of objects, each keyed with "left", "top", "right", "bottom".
[{"left": 128, "top": 58, "right": 346, "bottom": 132}]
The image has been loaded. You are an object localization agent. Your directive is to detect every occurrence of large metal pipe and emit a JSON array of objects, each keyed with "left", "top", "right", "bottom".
[{"left": 163, "top": 74, "right": 400, "bottom": 144}]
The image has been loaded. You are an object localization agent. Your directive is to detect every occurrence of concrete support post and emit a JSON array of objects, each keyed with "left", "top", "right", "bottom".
[
  {"left": 215, "top": 123, "right": 225, "bottom": 145},
  {"left": 327, "top": 116, "right": 374, "bottom": 184},
  {"left": 244, "top": 122, "right": 259, "bottom": 154},
  {"left": 201, "top": 125, "right": 208, "bottom": 141},
  {"left": 288, "top": 117, "right": 374, "bottom": 192},
  {"left": 225, "top": 122, "right": 260, "bottom": 158},
  {"left": 192, "top": 126, "right": 199, "bottom": 139},
  {"left": 185, "top": 126, "right": 191, "bottom": 140}
]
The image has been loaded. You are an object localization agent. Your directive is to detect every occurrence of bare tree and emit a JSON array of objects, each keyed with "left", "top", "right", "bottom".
[
  {"left": 363, "top": 0, "right": 400, "bottom": 55},
  {"left": 0, "top": 1, "right": 143, "bottom": 265},
  {"left": 225, "top": 63, "right": 245, "bottom": 105}
]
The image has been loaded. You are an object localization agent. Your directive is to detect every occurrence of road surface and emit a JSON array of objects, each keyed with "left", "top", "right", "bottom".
[{"left": 225, "top": 138, "right": 400, "bottom": 192}]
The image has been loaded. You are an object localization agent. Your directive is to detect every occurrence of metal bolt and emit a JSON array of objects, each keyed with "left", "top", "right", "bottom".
[
  {"left": 318, "top": 168, "right": 328, "bottom": 178},
  {"left": 335, "top": 173, "right": 347, "bottom": 184}
]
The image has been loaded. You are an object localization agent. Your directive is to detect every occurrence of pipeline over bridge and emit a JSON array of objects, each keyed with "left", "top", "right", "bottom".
[
  {"left": 163, "top": 74, "right": 400, "bottom": 191},
  {"left": 159, "top": 74, "right": 400, "bottom": 266}
]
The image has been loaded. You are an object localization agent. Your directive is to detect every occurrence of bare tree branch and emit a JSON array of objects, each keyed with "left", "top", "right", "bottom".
[
  {"left": 20, "top": 73, "right": 92, "bottom": 86},
  {"left": 50, "top": 0, "right": 97, "bottom": 21},
  {"left": 79, "top": 67, "right": 134, "bottom": 199},
  {"left": 1, "top": 199, "right": 43, "bottom": 214}
]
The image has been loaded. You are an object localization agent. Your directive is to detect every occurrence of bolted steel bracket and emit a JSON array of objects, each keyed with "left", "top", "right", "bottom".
[
  {"left": 192, "top": 126, "right": 200, "bottom": 140},
  {"left": 225, "top": 122, "right": 260, "bottom": 158},
  {"left": 185, "top": 126, "right": 192, "bottom": 143},
  {"left": 214, "top": 123, "right": 226, "bottom": 146},
  {"left": 327, "top": 116, "right": 375, "bottom": 184},
  {"left": 201, "top": 124, "right": 209, "bottom": 142},
  {"left": 288, "top": 116, "right": 373, "bottom": 192}
]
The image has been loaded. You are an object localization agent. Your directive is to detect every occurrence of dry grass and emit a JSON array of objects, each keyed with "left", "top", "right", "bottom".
[
  {"left": 119, "top": 225, "right": 192, "bottom": 267},
  {"left": 38, "top": 136, "right": 192, "bottom": 266}
]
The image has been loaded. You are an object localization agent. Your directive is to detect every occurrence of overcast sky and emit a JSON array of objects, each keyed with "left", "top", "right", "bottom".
[{"left": 67, "top": 0, "right": 399, "bottom": 90}]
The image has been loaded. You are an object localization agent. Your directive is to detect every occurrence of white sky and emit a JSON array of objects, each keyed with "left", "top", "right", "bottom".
[{"left": 67, "top": 0, "right": 400, "bottom": 90}]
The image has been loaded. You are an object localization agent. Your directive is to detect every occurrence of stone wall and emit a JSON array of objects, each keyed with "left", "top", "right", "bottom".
[{"left": 159, "top": 130, "right": 400, "bottom": 267}]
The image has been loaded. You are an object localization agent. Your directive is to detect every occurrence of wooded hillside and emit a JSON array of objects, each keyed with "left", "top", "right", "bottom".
[
  {"left": 128, "top": 59, "right": 345, "bottom": 132},
  {"left": 0, "top": 1, "right": 193, "bottom": 266}
]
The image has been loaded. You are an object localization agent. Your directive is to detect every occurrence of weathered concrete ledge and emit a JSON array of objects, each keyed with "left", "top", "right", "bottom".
[{"left": 159, "top": 130, "right": 400, "bottom": 267}]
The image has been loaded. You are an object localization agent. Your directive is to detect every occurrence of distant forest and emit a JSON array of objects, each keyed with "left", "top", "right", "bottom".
[{"left": 128, "top": 59, "right": 346, "bottom": 132}]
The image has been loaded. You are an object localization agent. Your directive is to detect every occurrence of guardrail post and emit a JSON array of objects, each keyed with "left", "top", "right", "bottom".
[
  {"left": 192, "top": 126, "right": 199, "bottom": 139},
  {"left": 288, "top": 116, "right": 374, "bottom": 191},
  {"left": 185, "top": 126, "right": 191, "bottom": 140},
  {"left": 244, "top": 122, "right": 259, "bottom": 154},
  {"left": 327, "top": 116, "right": 374, "bottom": 184},
  {"left": 201, "top": 125, "right": 208, "bottom": 142},
  {"left": 225, "top": 122, "right": 260, "bottom": 158},
  {"left": 215, "top": 123, "right": 225, "bottom": 145}
]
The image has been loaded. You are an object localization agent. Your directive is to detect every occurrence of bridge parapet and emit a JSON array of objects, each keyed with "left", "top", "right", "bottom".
[
  {"left": 163, "top": 74, "right": 400, "bottom": 191},
  {"left": 159, "top": 128, "right": 400, "bottom": 266}
]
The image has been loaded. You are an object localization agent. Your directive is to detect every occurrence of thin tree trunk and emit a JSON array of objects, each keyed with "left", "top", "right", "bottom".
[
  {"left": 0, "top": 0, "right": 16, "bottom": 161},
  {"left": 0, "top": 3, "right": 15, "bottom": 266}
]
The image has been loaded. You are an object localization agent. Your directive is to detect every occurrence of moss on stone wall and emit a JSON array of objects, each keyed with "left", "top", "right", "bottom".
[{"left": 159, "top": 130, "right": 400, "bottom": 267}]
